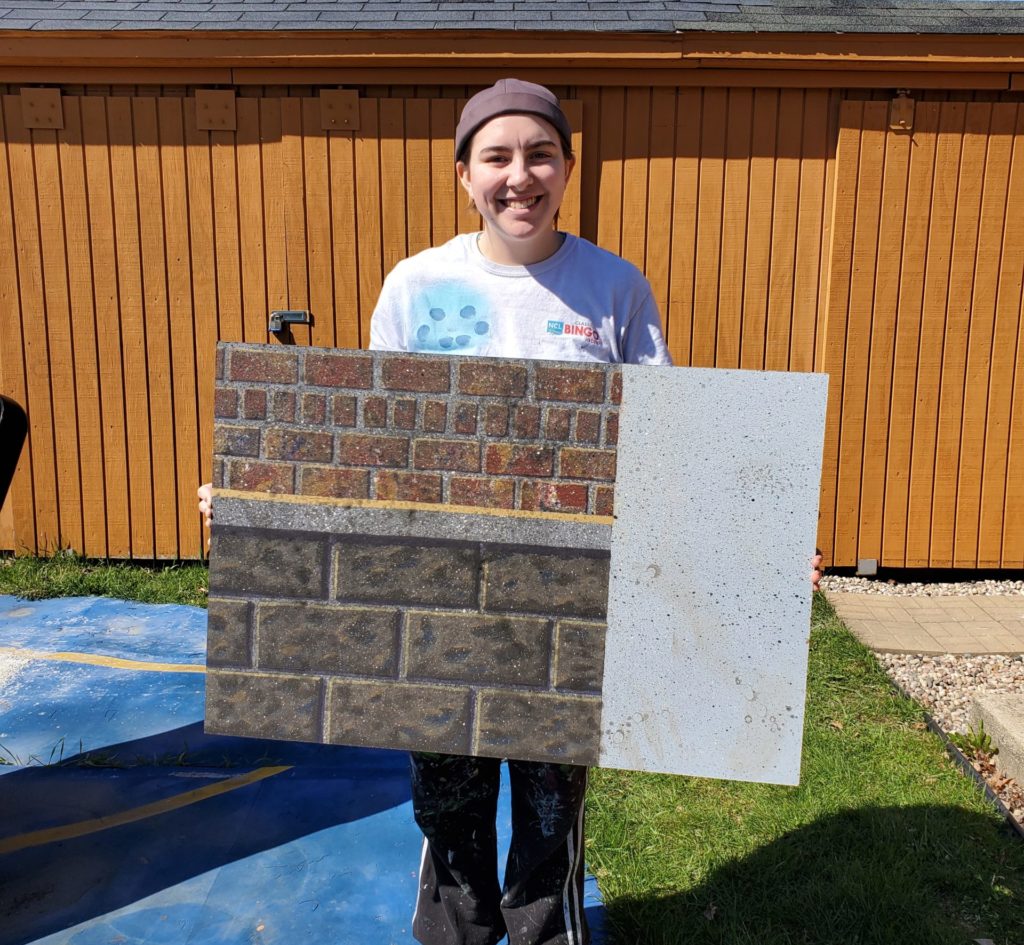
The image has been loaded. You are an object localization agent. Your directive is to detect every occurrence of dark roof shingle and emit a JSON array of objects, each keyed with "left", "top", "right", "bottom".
[{"left": 1, "top": 0, "right": 1022, "bottom": 32}]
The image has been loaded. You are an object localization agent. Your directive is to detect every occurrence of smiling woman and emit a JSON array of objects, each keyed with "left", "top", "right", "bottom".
[{"left": 365, "top": 78, "right": 673, "bottom": 945}]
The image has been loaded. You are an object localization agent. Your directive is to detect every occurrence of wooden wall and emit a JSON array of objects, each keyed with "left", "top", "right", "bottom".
[{"left": 1, "top": 83, "right": 1022, "bottom": 567}]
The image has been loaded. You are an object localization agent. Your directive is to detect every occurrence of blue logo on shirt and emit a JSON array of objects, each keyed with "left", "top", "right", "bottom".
[{"left": 547, "top": 321, "right": 564, "bottom": 335}]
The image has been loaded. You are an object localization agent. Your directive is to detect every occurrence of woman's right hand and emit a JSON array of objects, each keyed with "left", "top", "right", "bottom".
[{"left": 198, "top": 483, "right": 213, "bottom": 531}]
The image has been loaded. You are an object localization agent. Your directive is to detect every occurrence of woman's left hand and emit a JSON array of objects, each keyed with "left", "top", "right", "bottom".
[{"left": 811, "top": 553, "right": 823, "bottom": 593}]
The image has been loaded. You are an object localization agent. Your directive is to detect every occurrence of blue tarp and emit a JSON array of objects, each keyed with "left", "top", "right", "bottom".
[{"left": 0, "top": 595, "right": 605, "bottom": 945}]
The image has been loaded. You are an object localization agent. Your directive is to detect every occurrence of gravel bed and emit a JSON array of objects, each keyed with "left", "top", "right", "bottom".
[
  {"left": 820, "top": 575, "right": 1024, "bottom": 597},
  {"left": 822, "top": 574, "right": 1024, "bottom": 827}
]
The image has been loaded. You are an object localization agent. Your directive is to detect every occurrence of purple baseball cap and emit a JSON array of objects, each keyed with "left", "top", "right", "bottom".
[{"left": 455, "top": 79, "right": 573, "bottom": 161}]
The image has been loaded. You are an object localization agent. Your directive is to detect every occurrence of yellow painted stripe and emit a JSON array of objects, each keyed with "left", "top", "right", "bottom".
[
  {"left": 0, "top": 765, "right": 291, "bottom": 855},
  {"left": 216, "top": 487, "right": 614, "bottom": 527},
  {"left": 0, "top": 646, "right": 205, "bottom": 674}
]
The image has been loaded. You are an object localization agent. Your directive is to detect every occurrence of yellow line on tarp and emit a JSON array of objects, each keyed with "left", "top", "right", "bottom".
[
  {"left": 215, "top": 487, "right": 615, "bottom": 526},
  {"left": 0, "top": 646, "right": 205, "bottom": 674},
  {"left": 0, "top": 765, "right": 291, "bottom": 855}
]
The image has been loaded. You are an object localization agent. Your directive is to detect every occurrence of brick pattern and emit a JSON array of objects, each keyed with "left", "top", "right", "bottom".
[
  {"left": 213, "top": 344, "right": 621, "bottom": 516},
  {"left": 207, "top": 528, "right": 607, "bottom": 765}
]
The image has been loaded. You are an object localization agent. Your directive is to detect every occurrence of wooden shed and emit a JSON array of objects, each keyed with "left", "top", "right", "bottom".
[{"left": 1, "top": 0, "right": 1023, "bottom": 569}]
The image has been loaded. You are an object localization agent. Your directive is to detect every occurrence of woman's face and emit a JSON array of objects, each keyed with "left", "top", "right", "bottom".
[{"left": 456, "top": 113, "right": 575, "bottom": 266}]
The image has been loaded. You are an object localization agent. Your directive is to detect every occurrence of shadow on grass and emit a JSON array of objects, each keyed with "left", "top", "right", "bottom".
[{"left": 602, "top": 804, "right": 1024, "bottom": 945}]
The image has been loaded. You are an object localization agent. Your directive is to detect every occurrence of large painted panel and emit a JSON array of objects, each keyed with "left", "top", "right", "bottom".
[{"left": 205, "top": 345, "right": 827, "bottom": 783}]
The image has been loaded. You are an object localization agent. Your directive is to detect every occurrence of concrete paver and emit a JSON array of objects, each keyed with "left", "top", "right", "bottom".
[{"left": 826, "top": 591, "right": 1024, "bottom": 655}]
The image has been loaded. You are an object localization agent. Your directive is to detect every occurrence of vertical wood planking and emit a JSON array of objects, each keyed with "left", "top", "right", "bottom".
[
  {"left": 692, "top": 88, "right": 727, "bottom": 368},
  {"left": 792, "top": 89, "right": 829, "bottom": 374},
  {"left": 81, "top": 96, "right": 131, "bottom": 557},
  {"left": 818, "top": 102, "right": 862, "bottom": 568},
  {"left": 740, "top": 88, "right": 777, "bottom": 372},
  {"left": 260, "top": 99, "right": 288, "bottom": 318},
  {"left": 404, "top": 98, "right": 432, "bottom": 259},
  {"left": 429, "top": 98, "right": 456, "bottom": 249},
  {"left": 355, "top": 98, "right": 383, "bottom": 349},
  {"left": 906, "top": 103, "right": 965, "bottom": 567},
  {"left": 577, "top": 87, "right": 601, "bottom": 241},
  {"left": 930, "top": 104, "right": 990, "bottom": 566},
  {"left": 58, "top": 98, "right": 106, "bottom": 558},
  {"left": 380, "top": 99, "right": 408, "bottom": 278},
  {"left": 158, "top": 97, "right": 203, "bottom": 559},
  {"left": 301, "top": 98, "right": 335, "bottom": 348},
  {"left": 666, "top": 88, "right": 701, "bottom": 365},
  {"left": 858, "top": 116, "right": 911, "bottom": 564},
  {"left": 620, "top": 87, "right": 651, "bottom": 274},
  {"left": 237, "top": 98, "right": 268, "bottom": 345},
  {"left": 833, "top": 102, "right": 886, "bottom": 568},
  {"left": 35, "top": 114, "right": 85, "bottom": 554},
  {"left": 108, "top": 96, "right": 155, "bottom": 558},
  {"left": 986, "top": 108, "right": 1024, "bottom": 567},
  {"left": 328, "top": 121, "right": 360, "bottom": 350},
  {"left": 815, "top": 91, "right": 843, "bottom": 374},
  {"left": 717, "top": 88, "right": 752, "bottom": 369},
  {"left": 133, "top": 98, "right": 178, "bottom": 558},
  {"left": 281, "top": 98, "right": 310, "bottom": 344},
  {"left": 211, "top": 118, "right": 243, "bottom": 345},
  {"left": 184, "top": 98, "right": 218, "bottom": 502},
  {"left": 883, "top": 104, "right": 939, "bottom": 567},
  {"left": 765, "top": 90, "right": 801, "bottom": 372},
  {"left": 596, "top": 87, "right": 625, "bottom": 256},
  {"left": 643, "top": 89, "right": 674, "bottom": 327},
  {"left": 955, "top": 104, "right": 1013, "bottom": 566},
  {"left": 559, "top": 98, "right": 584, "bottom": 237},
  {"left": 0, "top": 98, "right": 35, "bottom": 552}
]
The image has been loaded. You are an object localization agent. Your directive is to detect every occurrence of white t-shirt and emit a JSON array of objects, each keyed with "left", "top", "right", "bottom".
[{"left": 369, "top": 233, "right": 672, "bottom": 365}]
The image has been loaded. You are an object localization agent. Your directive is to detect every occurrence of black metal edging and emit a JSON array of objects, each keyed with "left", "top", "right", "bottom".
[{"left": 886, "top": 675, "right": 1024, "bottom": 842}]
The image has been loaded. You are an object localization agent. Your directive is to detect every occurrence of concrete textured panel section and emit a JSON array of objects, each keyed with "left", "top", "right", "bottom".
[
  {"left": 206, "top": 345, "right": 826, "bottom": 779},
  {"left": 599, "top": 366, "right": 828, "bottom": 784}
]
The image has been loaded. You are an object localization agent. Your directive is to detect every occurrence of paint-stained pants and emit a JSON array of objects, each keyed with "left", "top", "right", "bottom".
[{"left": 410, "top": 752, "right": 589, "bottom": 945}]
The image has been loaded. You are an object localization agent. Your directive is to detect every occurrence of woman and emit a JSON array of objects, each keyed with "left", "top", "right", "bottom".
[{"left": 200, "top": 78, "right": 822, "bottom": 945}]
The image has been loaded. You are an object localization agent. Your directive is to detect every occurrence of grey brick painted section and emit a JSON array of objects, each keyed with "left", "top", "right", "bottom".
[
  {"left": 206, "top": 597, "right": 252, "bottom": 668},
  {"left": 210, "top": 529, "right": 328, "bottom": 600},
  {"left": 7, "top": 0, "right": 1022, "bottom": 32},
  {"left": 474, "top": 690, "right": 602, "bottom": 765},
  {"left": 327, "top": 679, "right": 473, "bottom": 754},
  {"left": 553, "top": 620, "right": 606, "bottom": 692},
  {"left": 405, "top": 611, "right": 552, "bottom": 687},
  {"left": 334, "top": 540, "right": 480, "bottom": 607},
  {"left": 256, "top": 600, "right": 401, "bottom": 676},
  {"left": 206, "top": 670, "right": 323, "bottom": 742},
  {"left": 483, "top": 550, "right": 610, "bottom": 618}
]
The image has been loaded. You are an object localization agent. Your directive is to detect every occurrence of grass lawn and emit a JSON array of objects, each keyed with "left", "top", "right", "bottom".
[{"left": 2, "top": 556, "right": 1022, "bottom": 944}]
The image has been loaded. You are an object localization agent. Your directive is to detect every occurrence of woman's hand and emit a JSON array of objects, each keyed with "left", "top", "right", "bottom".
[
  {"left": 198, "top": 482, "right": 213, "bottom": 530},
  {"left": 811, "top": 552, "right": 823, "bottom": 593}
]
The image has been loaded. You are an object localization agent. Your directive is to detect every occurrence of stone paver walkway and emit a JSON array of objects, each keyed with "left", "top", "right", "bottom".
[{"left": 826, "top": 591, "right": 1024, "bottom": 654}]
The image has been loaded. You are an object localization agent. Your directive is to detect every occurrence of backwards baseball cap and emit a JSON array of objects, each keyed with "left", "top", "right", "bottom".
[{"left": 455, "top": 79, "right": 573, "bottom": 161}]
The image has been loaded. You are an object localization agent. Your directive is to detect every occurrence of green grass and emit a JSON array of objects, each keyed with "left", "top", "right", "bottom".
[
  {"left": 0, "top": 551, "right": 209, "bottom": 607},
  {"left": 587, "top": 594, "right": 1024, "bottom": 944},
  {"left": 1, "top": 559, "right": 1021, "bottom": 943}
]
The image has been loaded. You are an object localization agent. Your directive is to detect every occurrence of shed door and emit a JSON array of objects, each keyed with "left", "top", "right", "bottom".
[
  {"left": 820, "top": 100, "right": 1024, "bottom": 569},
  {"left": 0, "top": 92, "right": 584, "bottom": 559}
]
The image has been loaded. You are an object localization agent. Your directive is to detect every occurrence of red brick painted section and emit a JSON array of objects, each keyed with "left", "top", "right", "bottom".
[{"left": 213, "top": 344, "right": 621, "bottom": 515}]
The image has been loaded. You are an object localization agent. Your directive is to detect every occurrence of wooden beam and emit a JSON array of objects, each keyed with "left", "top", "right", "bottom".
[
  {"left": 0, "top": 29, "right": 1021, "bottom": 72},
  {"left": 0, "top": 66, "right": 1013, "bottom": 91}
]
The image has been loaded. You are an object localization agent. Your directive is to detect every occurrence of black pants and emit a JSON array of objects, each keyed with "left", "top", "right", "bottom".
[{"left": 410, "top": 752, "right": 590, "bottom": 945}]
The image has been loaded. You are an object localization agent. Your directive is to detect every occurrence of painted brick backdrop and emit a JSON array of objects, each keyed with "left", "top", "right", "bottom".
[
  {"left": 211, "top": 344, "right": 621, "bottom": 516},
  {"left": 206, "top": 343, "right": 621, "bottom": 766}
]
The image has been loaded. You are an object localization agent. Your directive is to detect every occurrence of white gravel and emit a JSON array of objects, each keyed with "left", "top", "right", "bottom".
[
  {"left": 820, "top": 574, "right": 1024, "bottom": 597},
  {"left": 820, "top": 574, "right": 1024, "bottom": 734}
]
